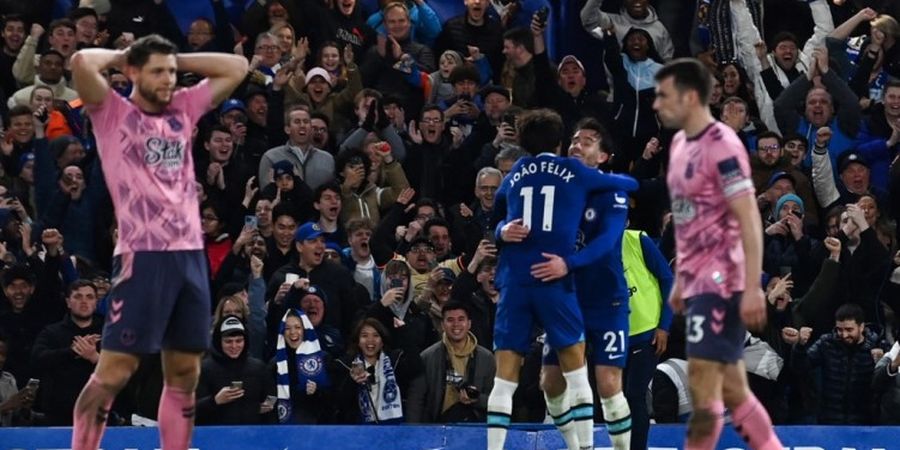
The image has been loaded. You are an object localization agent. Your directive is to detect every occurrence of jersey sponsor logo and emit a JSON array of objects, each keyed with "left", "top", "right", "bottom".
[
  {"left": 144, "top": 137, "right": 186, "bottom": 169},
  {"left": 671, "top": 197, "right": 696, "bottom": 225}
]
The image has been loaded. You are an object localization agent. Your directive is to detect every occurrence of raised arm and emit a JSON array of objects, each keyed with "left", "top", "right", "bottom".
[
  {"left": 70, "top": 49, "right": 127, "bottom": 105},
  {"left": 175, "top": 52, "right": 249, "bottom": 107}
]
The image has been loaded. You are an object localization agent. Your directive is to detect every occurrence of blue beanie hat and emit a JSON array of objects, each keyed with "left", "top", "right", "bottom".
[{"left": 775, "top": 193, "right": 804, "bottom": 218}]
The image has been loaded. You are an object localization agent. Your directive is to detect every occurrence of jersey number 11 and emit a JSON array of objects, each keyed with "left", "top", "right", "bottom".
[{"left": 520, "top": 186, "right": 556, "bottom": 231}]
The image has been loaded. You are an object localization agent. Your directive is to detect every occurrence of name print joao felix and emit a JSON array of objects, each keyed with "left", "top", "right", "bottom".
[{"left": 507, "top": 160, "right": 576, "bottom": 188}]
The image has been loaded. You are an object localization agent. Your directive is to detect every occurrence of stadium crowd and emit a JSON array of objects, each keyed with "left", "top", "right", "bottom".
[{"left": 0, "top": 0, "right": 899, "bottom": 436}]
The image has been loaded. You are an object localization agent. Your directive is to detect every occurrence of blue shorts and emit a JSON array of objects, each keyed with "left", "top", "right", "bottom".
[
  {"left": 102, "top": 250, "right": 211, "bottom": 354},
  {"left": 684, "top": 292, "right": 745, "bottom": 363},
  {"left": 543, "top": 301, "right": 630, "bottom": 368},
  {"left": 494, "top": 281, "right": 584, "bottom": 354}
]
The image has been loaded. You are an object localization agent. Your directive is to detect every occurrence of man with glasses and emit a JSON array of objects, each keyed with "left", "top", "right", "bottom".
[
  {"left": 751, "top": 131, "right": 817, "bottom": 226},
  {"left": 454, "top": 167, "right": 502, "bottom": 241},
  {"left": 250, "top": 33, "right": 283, "bottom": 85}
]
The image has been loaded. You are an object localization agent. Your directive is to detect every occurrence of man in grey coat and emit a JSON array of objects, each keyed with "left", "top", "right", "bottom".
[
  {"left": 406, "top": 301, "right": 495, "bottom": 423},
  {"left": 259, "top": 105, "right": 335, "bottom": 191}
]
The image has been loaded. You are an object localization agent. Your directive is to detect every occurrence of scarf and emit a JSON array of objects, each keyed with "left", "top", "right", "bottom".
[
  {"left": 356, "top": 352, "right": 403, "bottom": 424},
  {"left": 275, "top": 309, "right": 330, "bottom": 424},
  {"left": 700, "top": 0, "right": 763, "bottom": 63}
]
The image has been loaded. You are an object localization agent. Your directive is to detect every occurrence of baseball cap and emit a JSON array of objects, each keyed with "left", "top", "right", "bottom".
[
  {"left": 306, "top": 67, "right": 333, "bottom": 87},
  {"left": 557, "top": 55, "right": 585, "bottom": 74},
  {"left": 220, "top": 98, "right": 246, "bottom": 115},
  {"left": 767, "top": 171, "right": 795, "bottom": 189},
  {"left": 837, "top": 151, "right": 869, "bottom": 173},
  {"left": 437, "top": 267, "right": 456, "bottom": 284},
  {"left": 295, "top": 222, "right": 324, "bottom": 242},
  {"left": 272, "top": 160, "right": 294, "bottom": 179},
  {"left": 220, "top": 316, "right": 246, "bottom": 337},
  {"left": 18, "top": 152, "right": 34, "bottom": 172},
  {"left": 408, "top": 237, "right": 435, "bottom": 252},
  {"left": 301, "top": 285, "right": 328, "bottom": 303}
]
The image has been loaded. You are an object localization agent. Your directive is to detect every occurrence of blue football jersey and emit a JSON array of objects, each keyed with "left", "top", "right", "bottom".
[
  {"left": 574, "top": 189, "right": 630, "bottom": 312},
  {"left": 493, "top": 154, "right": 637, "bottom": 288}
]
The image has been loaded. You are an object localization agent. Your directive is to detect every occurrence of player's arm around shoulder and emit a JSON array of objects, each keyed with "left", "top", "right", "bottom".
[
  {"left": 70, "top": 48, "right": 126, "bottom": 105},
  {"left": 176, "top": 52, "right": 249, "bottom": 107}
]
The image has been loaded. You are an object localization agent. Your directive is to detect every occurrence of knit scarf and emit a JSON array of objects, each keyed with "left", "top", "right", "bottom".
[
  {"left": 698, "top": 0, "right": 763, "bottom": 63},
  {"left": 356, "top": 352, "right": 403, "bottom": 423},
  {"left": 275, "top": 309, "right": 329, "bottom": 424}
]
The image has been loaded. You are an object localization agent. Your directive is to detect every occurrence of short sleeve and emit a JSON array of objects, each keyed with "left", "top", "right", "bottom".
[
  {"left": 85, "top": 89, "right": 129, "bottom": 130},
  {"left": 171, "top": 78, "right": 214, "bottom": 124},
  {"left": 713, "top": 135, "right": 755, "bottom": 200}
]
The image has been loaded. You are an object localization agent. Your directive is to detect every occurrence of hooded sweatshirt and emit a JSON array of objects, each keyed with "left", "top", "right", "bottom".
[{"left": 581, "top": 0, "right": 674, "bottom": 60}]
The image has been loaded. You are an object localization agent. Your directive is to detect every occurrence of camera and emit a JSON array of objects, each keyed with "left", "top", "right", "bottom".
[
  {"left": 535, "top": 6, "right": 550, "bottom": 27},
  {"left": 502, "top": 113, "right": 516, "bottom": 128}
]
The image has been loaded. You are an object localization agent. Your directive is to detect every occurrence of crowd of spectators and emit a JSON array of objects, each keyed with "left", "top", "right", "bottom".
[{"left": 0, "top": 0, "right": 900, "bottom": 431}]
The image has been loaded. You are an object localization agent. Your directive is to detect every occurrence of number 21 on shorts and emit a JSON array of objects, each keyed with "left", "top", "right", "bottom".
[
  {"left": 686, "top": 315, "right": 705, "bottom": 343},
  {"left": 520, "top": 186, "right": 555, "bottom": 231}
]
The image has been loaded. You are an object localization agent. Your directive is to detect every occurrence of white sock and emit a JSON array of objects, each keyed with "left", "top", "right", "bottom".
[
  {"left": 563, "top": 367, "right": 594, "bottom": 450},
  {"left": 487, "top": 378, "right": 517, "bottom": 450},
  {"left": 545, "top": 391, "right": 580, "bottom": 450},
  {"left": 601, "top": 392, "right": 632, "bottom": 450}
]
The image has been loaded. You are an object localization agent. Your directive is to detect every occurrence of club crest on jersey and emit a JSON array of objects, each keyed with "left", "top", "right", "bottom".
[
  {"left": 299, "top": 354, "right": 323, "bottom": 376},
  {"left": 144, "top": 137, "right": 185, "bottom": 169},
  {"left": 584, "top": 207, "right": 597, "bottom": 222},
  {"left": 685, "top": 162, "right": 694, "bottom": 179},
  {"left": 167, "top": 116, "right": 183, "bottom": 132}
]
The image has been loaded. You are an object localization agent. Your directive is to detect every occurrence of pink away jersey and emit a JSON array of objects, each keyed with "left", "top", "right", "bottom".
[
  {"left": 666, "top": 121, "right": 755, "bottom": 299},
  {"left": 87, "top": 79, "right": 214, "bottom": 255}
]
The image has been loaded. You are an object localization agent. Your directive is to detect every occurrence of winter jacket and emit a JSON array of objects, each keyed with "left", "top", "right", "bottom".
[
  {"left": 30, "top": 315, "right": 103, "bottom": 425},
  {"left": 196, "top": 318, "right": 273, "bottom": 425},
  {"left": 792, "top": 327, "right": 881, "bottom": 424},
  {"left": 331, "top": 348, "right": 423, "bottom": 424},
  {"left": 258, "top": 144, "right": 335, "bottom": 191},
  {"left": 581, "top": 0, "right": 674, "bottom": 60},
  {"left": 285, "top": 63, "right": 364, "bottom": 136},
  {"left": 435, "top": 15, "right": 505, "bottom": 79},
  {"left": 360, "top": 38, "right": 434, "bottom": 117},
  {"left": 339, "top": 160, "right": 410, "bottom": 224},
  {"left": 366, "top": 2, "right": 442, "bottom": 47},
  {"left": 405, "top": 333, "right": 495, "bottom": 423},
  {"left": 856, "top": 104, "right": 900, "bottom": 193},
  {"left": 532, "top": 51, "right": 609, "bottom": 137}
]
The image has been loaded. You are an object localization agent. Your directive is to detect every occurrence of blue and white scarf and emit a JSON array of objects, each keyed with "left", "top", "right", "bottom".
[
  {"left": 275, "top": 309, "right": 330, "bottom": 424},
  {"left": 356, "top": 352, "right": 403, "bottom": 424}
]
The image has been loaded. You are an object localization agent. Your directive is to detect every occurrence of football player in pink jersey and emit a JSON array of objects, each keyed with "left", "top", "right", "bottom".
[
  {"left": 69, "top": 35, "right": 247, "bottom": 450},
  {"left": 653, "top": 59, "right": 783, "bottom": 450}
]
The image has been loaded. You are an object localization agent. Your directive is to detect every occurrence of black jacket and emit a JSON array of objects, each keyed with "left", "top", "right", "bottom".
[
  {"left": 30, "top": 314, "right": 103, "bottom": 425},
  {"left": 792, "top": 327, "right": 881, "bottom": 424},
  {"left": 435, "top": 15, "right": 504, "bottom": 79},
  {"left": 331, "top": 349, "right": 422, "bottom": 424},
  {"left": 450, "top": 270, "right": 496, "bottom": 350},
  {"left": 532, "top": 51, "right": 609, "bottom": 137},
  {"left": 196, "top": 319, "right": 273, "bottom": 425}
]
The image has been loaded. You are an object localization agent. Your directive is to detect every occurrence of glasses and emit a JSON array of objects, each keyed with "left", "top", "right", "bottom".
[
  {"left": 409, "top": 246, "right": 434, "bottom": 254},
  {"left": 256, "top": 45, "right": 278, "bottom": 52},
  {"left": 201, "top": 215, "right": 219, "bottom": 222},
  {"left": 759, "top": 145, "right": 781, "bottom": 153},
  {"left": 478, "top": 185, "right": 499, "bottom": 193},
  {"left": 420, "top": 117, "right": 442, "bottom": 123}
]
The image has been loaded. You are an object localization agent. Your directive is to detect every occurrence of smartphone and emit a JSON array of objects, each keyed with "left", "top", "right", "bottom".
[
  {"left": 791, "top": 210, "right": 803, "bottom": 219},
  {"left": 350, "top": 360, "right": 366, "bottom": 377},
  {"left": 535, "top": 6, "right": 550, "bottom": 27},
  {"left": 27, "top": 378, "right": 40, "bottom": 390},
  {"left": 230, "top": 381, "right": 243, "bottom": 390},
  {"left": 284, "top": 273, "right": 300, "bottom": 285},
  {"left": 244, "top": 215, "right": 258, "bottom": 229},
  {"left": 265, "top": 395, "right": 278, "bottom": 406},
  {"left": 779, "top": 266, "right": 792, "bottom": 277},
  {"left": 502, "top": 113, "right": 516, "bottom": 128}
]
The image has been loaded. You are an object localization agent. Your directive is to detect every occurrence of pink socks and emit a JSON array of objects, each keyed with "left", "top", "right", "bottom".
[
  {"left": 731, "top": 394, "right": 783, "bottom": 450},
  {"left": 158, "top": 385, "right": 196, "bottom": 450},
  {"left": 71, "top": 374, "right": 115, "bottom": 450},
  {"left": 685, "top": 400, "right": 724, "bottom": 450}
]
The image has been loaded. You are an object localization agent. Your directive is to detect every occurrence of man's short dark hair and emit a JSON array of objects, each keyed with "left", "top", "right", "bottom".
[
  {"left": 8, "top": 104, "right": 32, "bottom": 120},
  {"left": 835, "top": 303, "right": 865, "bottom": 325},
  {"left": 783, "top": 132, "right": 805, "bottom": 145},
  {"left": 756, "top": 130, "right": 783, "bottom": 147},
  {"left": 2, "top": 264, "right": 35, "bottom": 288},
  {"left": 310, "top": 111, "right": 331, "bottom": 127},
  {"left": 770, "top": 32, "right": 799, "bottom": 49},
  {"left": 886, "top": 78, "right": 900, "bottom": 92},
  {"left": 204, "top": 124, "right": 230, "bottom": 142},
  {"left": 66, "top": 279, "right": 96, "bottom": 298},
  {"left": 68, "top": 7, "right": 98, "bottom": 22},
  {"left": 346, "top": 217, "right": 375, "bottom": 235},
  {"left": 423, "top": 217, "right": 450, "bottom": 236},
  {"left": 517, "top": 109, "right": 564, "bottom": 156},
  {"left": 420, "top": 104, "right": 443, "bottom": 120},
  {"left": 271, "top": 202, "right": 297, "bottom": 223},
  {"left": 441, "top": 300, "right": 469, "bottom": 319},
  {"left": 2, "top": 14, "right": 25, "bottom": 28},
  {"left": 574, "top": 117, "right": 616, "bottom": 155},
  {"left": 502, "top": 27, "right": 534, "bottom": 54},
  {"left": 655, "top": 58, "right": 713, "bottom": 105},
  {"left": 126, "top": 34, "right": 178, "bottom": 68},
  {"left": 48, "top": 18, "right": 76, "bottom": 35},
  {"left": 314, "top": 181, "right": 342, "bottom": 203},
  {"left": 449, "top": 64, "right": 480, "bottom": 85}
]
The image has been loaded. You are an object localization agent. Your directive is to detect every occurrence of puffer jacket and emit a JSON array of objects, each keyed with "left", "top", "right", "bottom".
[
  {"left": 872, "top": 342, "right": 900, "bottom": 424},
  {"left": 793, "top": 327, "right": 881, "bottom": 424},
  {"left": 339, "top": 160, "right": 410, "bottom": 224}
]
